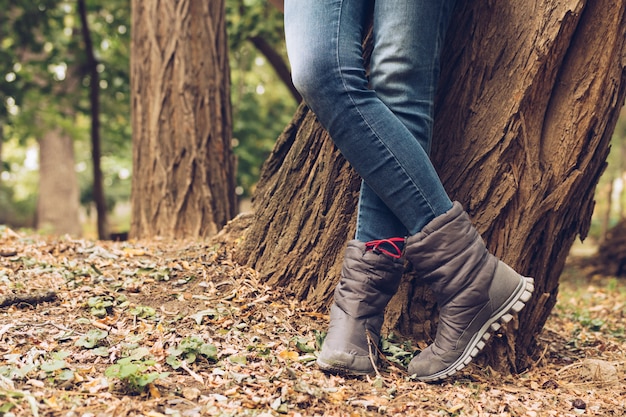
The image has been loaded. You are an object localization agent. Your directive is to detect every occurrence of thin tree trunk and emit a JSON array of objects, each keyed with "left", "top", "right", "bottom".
[
  {"left": 249, "top": 35, "right": 301, "bottom": 103},
  {"left": 77, "top": 0, "right": 108, "bottom": 240},
  {"left": 130, "top": 0, "right": 236, "bottom": 239},
  {"left": 236, "top": 0, "right": 626, "bottom": 373}
]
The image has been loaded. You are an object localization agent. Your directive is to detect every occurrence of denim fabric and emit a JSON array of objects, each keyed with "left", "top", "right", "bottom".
[{"left": 285, "top": 0, "right": 456, "bottom": 239}]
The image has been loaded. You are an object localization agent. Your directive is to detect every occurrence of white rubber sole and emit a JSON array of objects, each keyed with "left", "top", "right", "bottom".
[{"left": 416, "top": 276, "right": 535, "bottom": 382}]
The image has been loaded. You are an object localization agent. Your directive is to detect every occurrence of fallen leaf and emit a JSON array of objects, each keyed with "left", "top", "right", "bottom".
[
  {"left": 278, "top": 350, "right": 299, "bottom": 361},
  {"left": 148, "top": 383, "right": 161, "bottom": 398}
]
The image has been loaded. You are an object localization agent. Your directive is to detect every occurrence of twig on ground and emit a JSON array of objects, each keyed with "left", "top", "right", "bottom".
[
  {"left": 0, "top": 291, "right": 57, "bottom": 308},
  {"left": 180, "top": 361, "right": 204, "bottom": 384},
  {"left": 366, "top": 330, "right": 382, "bottom": 378}
]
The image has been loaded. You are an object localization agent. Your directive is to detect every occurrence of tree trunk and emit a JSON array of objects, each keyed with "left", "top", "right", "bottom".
[
  {"left": 78, "top": 0, "right": 108, "bottom": 240},
  {"left": 594, "top": 217, "right": 626, "bottom": 276},
  {"left": 0, "top": 126, "right": 3, "bottom": 184},
  {"left": 130, "top": 0, "right": 236, "bottom": 239},
  {"left": 36, "top": 55, "right": 83, "bottom": 237},
  {"left": 37, "top": 127, "right": 82, "bottom": 236},
  {"left": 249, "top": 35, "right": 301, "bottom": 103},
  {"left": 599, "top": 179, "right": 614, "bottom": 244},
  {"left": 613, "top": 125, "right": 626, "bottom": 221},
  {"left": 236, "top": 0, "right": 626, "bottom": 373}
]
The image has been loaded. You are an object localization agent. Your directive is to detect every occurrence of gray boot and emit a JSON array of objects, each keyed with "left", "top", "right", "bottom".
[
  {"left": 317, "top": 239, "right": 405, "bottom": 376},
  {"left": 404, "top": 202, "right": 534, "bottom": 382}
]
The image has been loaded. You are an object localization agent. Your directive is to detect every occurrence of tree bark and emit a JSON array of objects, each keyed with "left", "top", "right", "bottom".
[
  {"left": 236, "top": 0, "right": 626, "bottom": 373},
  {"left": 130, "top": 0, "right": 237, "bottom": 239},
  {"left": 37, "top": 127, "right": 82, "bottom": 236}
]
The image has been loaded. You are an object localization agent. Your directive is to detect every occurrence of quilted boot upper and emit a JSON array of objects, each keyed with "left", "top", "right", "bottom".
[
  {"left": 404, "top": 202, "right": 534, "bottom": 381},
  {"left": 317, "top": 239, "right": 405, "bottom": 375}
]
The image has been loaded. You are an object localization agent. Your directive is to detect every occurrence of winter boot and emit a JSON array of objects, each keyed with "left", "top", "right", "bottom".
[
  {"left": 404, "top": 202, "right": 534, "bottom": 382},
  {"left": 317, "top": 239, "right": 405, "bottom": 375}
]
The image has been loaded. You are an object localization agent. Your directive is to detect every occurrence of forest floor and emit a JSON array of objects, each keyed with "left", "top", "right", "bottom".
[{"left": 0, "top": 224, "right": 624, "bottom": 417}]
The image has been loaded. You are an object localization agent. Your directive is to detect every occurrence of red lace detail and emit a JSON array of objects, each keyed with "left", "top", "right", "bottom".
[{"left": 364, "top": 237, "right": 405, "bottom": 259}]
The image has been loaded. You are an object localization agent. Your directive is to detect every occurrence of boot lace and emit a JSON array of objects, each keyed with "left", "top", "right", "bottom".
[{"left": 365, "top": 237, "right": 405, "bottom": 259}]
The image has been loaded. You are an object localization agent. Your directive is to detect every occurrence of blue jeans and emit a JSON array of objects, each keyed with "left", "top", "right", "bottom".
[{"left": 285, "top": 0, "right": 456, "bottom": 241}]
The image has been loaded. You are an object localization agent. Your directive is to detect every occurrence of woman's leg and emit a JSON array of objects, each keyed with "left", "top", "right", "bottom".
[
  {"left": 356, "top": 0, "right": 456, "bottom": 242},
  {"left": 286, "top": 0, "right": 453, "bottom": 237}
]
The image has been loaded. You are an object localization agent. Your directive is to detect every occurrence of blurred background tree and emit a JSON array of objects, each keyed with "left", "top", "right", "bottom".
[{"left": 594, "top": 106, "right": 626, "bottom": 244}]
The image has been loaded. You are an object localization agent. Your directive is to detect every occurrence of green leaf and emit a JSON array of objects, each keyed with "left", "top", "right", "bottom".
[
  {"left": 117, "top": 363, "right": 140, "bottom": 379},
  {"left": 185, "top": 352, "right": 197, "bottom": 364},
  {"left": 51, "top": 350, "right": 71, "bottom": 360},
  {"left": 75, "top": 329, "right": 108, "bottom": 349},
  {"left": 228, "top": 355, "right": 247, "bottom": 365},
  {"left": 166, "top": 356, "right": 182, "bottom": 369},
  {"left": 125, "top": 347, "right": 151, "bottom": 361},
  {"left": 379, "top": 336, "right": 414, "bottom": 367},
  {"left": 0, "top": 401, "right": 15, "bottom": 413},
  {"left": 314, "top": 330, "right": 326, "bottom": 351},
  {"left": 104, "top": 364, "right": 122, "bottom": 378},
  {"left": 134, "top": 372, "right": 169, "bottom": 387},
  {"left": 166, "top": 336, "right": 218, "bottom": 369},
  {"left": 199, "top": 343, "right": 218, "bottom": 361},
  {"left": 92, "top": 346, "right": 110, "bottom": 357},
  {"left": 58, "top": 369, "right": 74, "bottom": 381},
  {"left": 86, "top": 296, "right": 115, "bottom": 317},
  {"left": 130, "top": 305, "right": 156, "bottom": 318},
  {"left": 167, "top": 345, "right": 184, "bottom": 357},
  {"left": 40, "top": 359, "right": 67, "bottom": 373},
  {"left": 293, "top": 337, "right": 316, "bottom": 354}
]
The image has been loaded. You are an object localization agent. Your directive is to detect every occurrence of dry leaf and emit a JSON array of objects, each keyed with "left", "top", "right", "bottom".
[{"left": 278, "top": 350, "right": 299, "bottom": 361}]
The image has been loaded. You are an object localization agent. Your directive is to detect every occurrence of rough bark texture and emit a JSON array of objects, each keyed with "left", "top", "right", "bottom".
[
  {"left": 37, "top": 128, "right": 82, "bottom": 236},
  {"left": 130, "top": 0, "right": 236, "bottom": 239},
  {"left": 238, "top": 105, "right": 360, "bottom": 301},
  {"left": 416, "top": 0, "right": 626, "bottom": 371},
  {"left": 236, "top": 0, "right": 626, "bottom": 373}
]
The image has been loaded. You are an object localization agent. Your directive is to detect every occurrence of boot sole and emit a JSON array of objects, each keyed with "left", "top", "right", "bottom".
[
  {"left": 416, "top": 275, "right": 535, "bottom": 382},
  {"left": 316, "top": 356, "right": 376, "bottom": 376}
]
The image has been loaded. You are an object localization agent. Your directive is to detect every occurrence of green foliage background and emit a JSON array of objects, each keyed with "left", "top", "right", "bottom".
[{"left": 0, "top": 0, "right": 297, "bottom": 234}]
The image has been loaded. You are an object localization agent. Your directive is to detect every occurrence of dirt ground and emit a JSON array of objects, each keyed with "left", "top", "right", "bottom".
[{"left": 0, "top": 226, "right": 624, "bottom": 416}]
